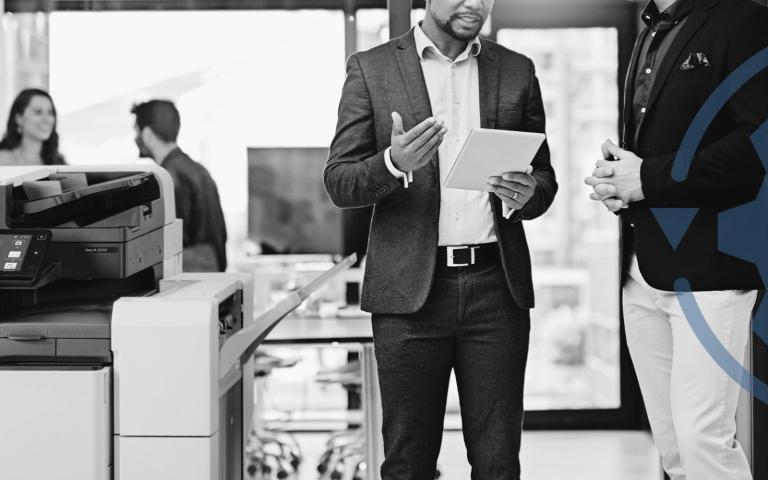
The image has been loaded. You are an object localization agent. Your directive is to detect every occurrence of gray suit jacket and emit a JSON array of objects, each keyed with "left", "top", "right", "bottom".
[{"left": 324, "top": 29, "right": 557, "bottom": 314}]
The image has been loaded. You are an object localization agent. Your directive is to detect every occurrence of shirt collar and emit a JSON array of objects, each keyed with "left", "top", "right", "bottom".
[
  {"left": 414, "top": 22, "right": 482, "bottom": 62},
  {"left": 641, "top": 0, "right": 695, "bottom": 30}
]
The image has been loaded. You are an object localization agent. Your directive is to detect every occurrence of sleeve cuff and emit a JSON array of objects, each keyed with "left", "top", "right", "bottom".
[
  {"left": 503, "top": 205, "right": 516, "bottom": 219},
  {"left": 384, "top": 147, "right": 414, "bottom": 188}
]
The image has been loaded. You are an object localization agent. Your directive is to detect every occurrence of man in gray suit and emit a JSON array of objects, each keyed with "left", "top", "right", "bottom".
[{"left": 324, "top": 1, "right": 557, "bottom": 478}]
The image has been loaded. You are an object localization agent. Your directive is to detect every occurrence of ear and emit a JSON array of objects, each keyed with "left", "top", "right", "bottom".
[{"left": 140, "top": 126, "right": 155, "bottom": 145}]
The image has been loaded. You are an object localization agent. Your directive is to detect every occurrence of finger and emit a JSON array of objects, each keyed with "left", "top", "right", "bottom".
[
  {"left": 413, "top": 125, "right": 447, "bottom": 157},
  {"left": 603, "top": 139, "right": 626, "bottom": 159},
  {"left": 391, "top": 112, "right": 406, "bottom": 136},
  {"left": 416, "top": 142, "right": 442, "bottom": 169},
  {"left": 595, "top": 158, "right": 612, "bottom": 168},
  {"left": 410, "top": 133, "right": 445, "bottom": 170},
  {"left": 590, "top": 193, "right": 606, "bottom": 201},
  {"left": 601, "top": 142, "right": 612, "bottom": 160},
  {"left": 593, "top": 183, "right": 617, "bottom": 196},
  {"left": 491, "top": 188, "right": 525, "bottom": 209},
  {"left": 492, "top": 177, "right": 534, "bottom": 194},
  {"left": 488, "top": 183, "right": 520, "bottom": 199},
  {"left": 590, "top": 192, "right": 619, "bottom": 201},
  {"left": 592, "top": 165, "right": 614, "bottom": 178},
  {"left": 403, "top": 116, "right": 438, "bottom": 143},
  {"left": 410, "top": 121, "right": 445, "bottom": 151},
  {"left": 584, "top": 176, "right": 608, "bottom": 187},
  {"left": 501, "top": 172, "right": 535, "bottom": 187},
  {"left": 603, "top": 198, "right": 624, "bottom": 211}
]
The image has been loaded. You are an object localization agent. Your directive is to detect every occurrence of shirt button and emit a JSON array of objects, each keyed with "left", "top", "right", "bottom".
[
  {"left": 645, "top": 68, "right": 652, "bottom": 74},
  {"left": 651, "top": 31, "right": 657, "bottom": 37},
  {"left": 641, "top": 107, "right": 647, "bottom": 114}
]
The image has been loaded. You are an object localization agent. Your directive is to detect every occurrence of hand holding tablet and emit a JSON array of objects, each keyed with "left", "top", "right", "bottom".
[{"left": 444, "top": 128, "right": 545, "bottom": 191}]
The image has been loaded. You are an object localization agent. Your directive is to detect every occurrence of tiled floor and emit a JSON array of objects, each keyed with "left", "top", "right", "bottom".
[{"left": 291, "top": 430, "right": 660, "bottom": 480}]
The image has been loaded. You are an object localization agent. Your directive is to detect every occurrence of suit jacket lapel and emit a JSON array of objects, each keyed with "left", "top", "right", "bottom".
[
  {"left": 642, "top": 1, "right": 717, "bottom": 130},
  {"left": 621, "top": 27, "right": 648, "bottom": 149},
  {"left": 395, "top": 30, "right": 433, "bottom": 130},
  {"left": 478, "top": 40, "right": 499, "bottom": 130},
  {"left": 477, "top": 40, "right": 502, "bottom": 214}
]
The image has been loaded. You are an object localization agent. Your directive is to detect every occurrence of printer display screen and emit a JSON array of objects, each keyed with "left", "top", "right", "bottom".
[{"left": 0, "top": 234, "right": 33, "bottom": 272}]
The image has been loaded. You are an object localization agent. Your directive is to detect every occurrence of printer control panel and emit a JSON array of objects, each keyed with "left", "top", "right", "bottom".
[{"left": 0, "top": 230, "right": 50, "bottom": 283}]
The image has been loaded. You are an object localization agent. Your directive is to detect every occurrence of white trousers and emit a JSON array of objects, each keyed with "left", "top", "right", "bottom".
[{"left": 623, "top": 257, "right": 756, "bottom": 480}]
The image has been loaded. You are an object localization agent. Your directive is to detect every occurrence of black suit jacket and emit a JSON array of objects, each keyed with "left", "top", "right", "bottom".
[
  {"left": 621, "top": 0, "right": 768, "bottom": 291},
  {"left": 324, "top": 29, "right": 557, "bottom": 314}
]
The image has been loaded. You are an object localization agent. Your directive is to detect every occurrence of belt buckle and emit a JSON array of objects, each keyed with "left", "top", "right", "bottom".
[{"left": 446, "top": 246, "right": 477, "bottom": 267}]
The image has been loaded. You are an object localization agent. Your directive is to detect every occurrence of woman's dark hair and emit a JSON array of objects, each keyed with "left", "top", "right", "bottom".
[{"left": 0, "top": 88, "right": 65, "bottom": 165}]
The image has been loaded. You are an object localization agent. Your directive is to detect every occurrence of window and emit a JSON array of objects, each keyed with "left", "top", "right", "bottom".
[
  {"left": 49, "top": 10, "right": 346, "bottom": 247},
  {"left": 498, "top": 27, "right": 621, "bottom": 410}
]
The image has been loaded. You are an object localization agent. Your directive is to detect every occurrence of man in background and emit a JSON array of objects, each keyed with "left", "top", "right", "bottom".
[{"left": 131, "top": 99, "right": 227, "bottom": 272}]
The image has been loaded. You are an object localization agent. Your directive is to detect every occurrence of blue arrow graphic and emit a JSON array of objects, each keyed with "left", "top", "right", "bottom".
[{"left": 651, "top": 208, "right": 699, "bottom": 250}]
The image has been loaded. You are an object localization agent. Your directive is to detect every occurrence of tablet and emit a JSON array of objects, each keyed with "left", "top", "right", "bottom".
[{"left": 444, "top": 128, "right": 545, "bottom": 191}]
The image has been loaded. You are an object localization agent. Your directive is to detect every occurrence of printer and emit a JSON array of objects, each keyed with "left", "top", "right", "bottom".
[
  {"left": 0, "top": 164, "right": 354, "bottom": 480},
  {"left": 0, "top": 164, "right": 253, "bottom": 480}
]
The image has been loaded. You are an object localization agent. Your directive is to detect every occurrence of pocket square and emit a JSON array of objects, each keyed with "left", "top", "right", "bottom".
[{"left": 680, "top": 52, "right": 711, "bottom": 71}]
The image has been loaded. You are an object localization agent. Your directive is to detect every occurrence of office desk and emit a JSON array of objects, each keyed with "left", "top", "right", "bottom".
[{"left": 263, "top": 314, "right": 383, "bottom": 480}]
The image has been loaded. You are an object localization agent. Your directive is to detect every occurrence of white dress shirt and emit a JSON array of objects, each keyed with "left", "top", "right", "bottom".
[{"left": 385, "top": 24, "right": 512, "bottom": 246}]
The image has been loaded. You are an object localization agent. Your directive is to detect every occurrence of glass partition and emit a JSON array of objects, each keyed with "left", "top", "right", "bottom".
[{"left": 497, "top": 27, "right": 621, "bottom": 410}]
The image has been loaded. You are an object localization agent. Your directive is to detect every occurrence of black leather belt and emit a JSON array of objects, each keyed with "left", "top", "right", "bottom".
[{"left": 437, "top": 243, "right": 500, "bottom": 268}]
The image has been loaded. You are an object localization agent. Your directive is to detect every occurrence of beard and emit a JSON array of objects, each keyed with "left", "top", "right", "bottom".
[
  {"left": 135, "top": 137, "right": 153, "bottom": 159},
  {"left": 435, "top": 12, "right": 484, "bottom": 41}
]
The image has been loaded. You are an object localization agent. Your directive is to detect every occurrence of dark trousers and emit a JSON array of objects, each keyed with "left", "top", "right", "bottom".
[{"left": 372, "top": 260, "right": 531, "bottom": 480}]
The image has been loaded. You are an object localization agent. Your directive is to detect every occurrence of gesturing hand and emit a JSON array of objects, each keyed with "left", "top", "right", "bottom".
[{"left": 390, "top": 112, "right": 447, "bottom": 172}]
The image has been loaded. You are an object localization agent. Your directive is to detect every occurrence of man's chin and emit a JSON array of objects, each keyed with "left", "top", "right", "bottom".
[
  {"left": 449, "top": 29, "right": 480, "bottom": 41},
  {"left": 447, "top": 21, "right": 481, "bottom": 41}
]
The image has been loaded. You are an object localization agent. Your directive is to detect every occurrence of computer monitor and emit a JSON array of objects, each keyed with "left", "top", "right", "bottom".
[{"left": 248, "top": 147, "right": 343, "bottom": 255}]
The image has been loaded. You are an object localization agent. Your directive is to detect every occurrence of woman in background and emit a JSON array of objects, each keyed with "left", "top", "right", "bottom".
[{"left": 0, "top": 88, "right": 65, "bottom": 165}]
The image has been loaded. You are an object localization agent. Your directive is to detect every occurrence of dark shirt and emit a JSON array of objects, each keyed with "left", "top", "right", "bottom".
[
  {"left": 161, "top": 147, "right": 228, "bottom": 272},
  {"left": 630, "top": 0, "right": 696, "bottom": 146}
]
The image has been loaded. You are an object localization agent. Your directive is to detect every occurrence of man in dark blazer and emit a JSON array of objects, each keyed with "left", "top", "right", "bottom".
[
  {"left": 325, "top": 0, "right": 556, "bottom": 478},
  {"left": 585, "top": 0, "right": 768, "bottom": 478}
]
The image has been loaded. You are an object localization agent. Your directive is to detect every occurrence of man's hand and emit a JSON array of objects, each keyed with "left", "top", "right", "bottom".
[
  {"left": 588, "top": 142, "right": 626, "bottom": 212},
  {"left": 390, "top": 112, "right": 447, "bottom": 172},
  {"left": 488, "top": 172, "right": 537, "bottom": 210},
  {"left": 584, "top": 140, "right": 644, "bottom": 212}
]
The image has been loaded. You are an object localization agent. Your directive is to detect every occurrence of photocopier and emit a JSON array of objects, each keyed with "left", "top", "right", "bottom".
[{"left": 0, "top": 165, "right": 353, "bottom": 480}]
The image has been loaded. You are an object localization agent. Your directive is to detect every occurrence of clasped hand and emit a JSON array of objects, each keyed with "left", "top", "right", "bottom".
[{"left": 584, "top": 140, "right": 645, "bottom": 212}]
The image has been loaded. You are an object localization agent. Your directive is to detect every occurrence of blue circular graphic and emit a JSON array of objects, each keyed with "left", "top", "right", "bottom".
[{"left": 669, "top": 46, "right": 768, "bottom": 404}]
